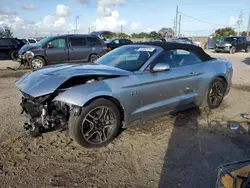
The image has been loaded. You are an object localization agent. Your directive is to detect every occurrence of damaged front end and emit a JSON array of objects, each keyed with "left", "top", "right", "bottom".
[{"left": 20, "top": 92, "right": 70, "bottom": 137}]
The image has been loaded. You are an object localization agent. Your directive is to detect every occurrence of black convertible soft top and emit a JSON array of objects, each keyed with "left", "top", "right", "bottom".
[{"left": 133, "top": 42, "right": 214, "bottom": 62}]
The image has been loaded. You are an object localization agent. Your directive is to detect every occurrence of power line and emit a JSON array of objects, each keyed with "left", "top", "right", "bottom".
[
  {"left": 179, "top": 11, "right": 231, "bottom": 26},
  {"left": 186, "top": 9, "right": 250, "bottom": 17}
]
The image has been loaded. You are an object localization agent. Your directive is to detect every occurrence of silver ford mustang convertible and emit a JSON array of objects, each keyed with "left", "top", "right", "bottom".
[{"left": 15, "top": 42, "right": 233, "bottom": 148}]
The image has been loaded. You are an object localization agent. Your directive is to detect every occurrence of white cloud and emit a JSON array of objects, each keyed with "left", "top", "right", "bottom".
[
  {"left": 73, "top": 0, "right": 89, "bottom": 4},
  {"left": 131, "top": 21, "right": 141, "bottom": 31},
  {"left": 92, "top": 10, "right": 126, "bottom": 32},
  {"left": 147, "top": 28, "right": 154, "bottom": 32},
  {"left": 98, "top": 0, "right": 125, "bottom": 6},
  {"left": 22, "top": 4, "right": 36, "bottom": 10},
  {"left": 0, "top": 8, "right": 17, "bottom": 16},
  {"left": 229, "top": 16, "right": 237, "bottom": 26},
  {"left": 97, "top": 6, "right": 112, "bottom": 17},
  {"left": 56, "top": 4, "right": 71, "bottom": 17}
]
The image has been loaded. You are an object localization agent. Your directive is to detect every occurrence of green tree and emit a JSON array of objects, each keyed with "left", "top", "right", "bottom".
[
  {"left": 214, "top": 27, "right": 236, "bottom": 37},
  {"left": 0, "top": 26, "right": 13, "bottom": 38},
  {"left": 149, "top": 31, "right": 158, "bottom": 38},
  {"left": 117, "top": 32, "right": 130, "bottom": 38},
  {"left": 241, "top": 31, "right": 250, "bottom": 37}
]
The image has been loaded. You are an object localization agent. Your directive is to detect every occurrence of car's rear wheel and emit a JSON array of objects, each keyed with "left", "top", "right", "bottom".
[
  {"left": 202, "top": 77, "right": 227, "bottom": 109},
  {"left": 230, "top": 46, "right": 236, "bottom": 54},
  {"left": 89, "top": 54, "right": 98, "bottom": 62},
  {"left": 69, "top": 98, "right": 121, "bottom": 148},
  {"left": 10, "top": 50, "right": 19, "bottom": 61},
  {"left": 30, "top": 56, "right": 45, "bottom": 69}
]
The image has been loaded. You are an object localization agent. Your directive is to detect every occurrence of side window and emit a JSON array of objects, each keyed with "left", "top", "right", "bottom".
[
  {"left": 120, "top": 39, "right": 127, "bottom": 44},
  {"left": 147, "top": 49, "right": 202, "bottom": 70},
  {"left": 126, "top": 39, "right": 132, "bottom": 44},
  {"left": 173, "top": 49, "right": 202, "bottom": 67},
  {"left": 87, "top": 37, "right": 101, "bottom": 45},
  {"left": 49, "top": 38, "right": 66, "bottom": 48},
  {"left": 69, "top": 37, "right": 86, "bottom": 47},
  {"left": 113, "top": 39, "right": 119, "bottom": 44}
]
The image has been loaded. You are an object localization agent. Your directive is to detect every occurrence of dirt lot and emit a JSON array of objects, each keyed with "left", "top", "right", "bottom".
[{"left": 1, "top": 52, "right": 250, "bottom": 188}]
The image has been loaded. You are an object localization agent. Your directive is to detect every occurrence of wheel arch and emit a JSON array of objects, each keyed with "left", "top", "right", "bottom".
[
  {"left": 88, "top": 53, "right": 98, "bottom": 61},
  {"left": 33, "top": 55, "right": 47, "bottom": 65},
  {"left": 83, "top": 95, "right": 125, "bottom": 124}
]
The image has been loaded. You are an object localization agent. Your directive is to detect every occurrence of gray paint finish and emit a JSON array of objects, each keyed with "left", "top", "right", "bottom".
[{"left": 15, "top": 44, "right": 233, "bottom": 127}]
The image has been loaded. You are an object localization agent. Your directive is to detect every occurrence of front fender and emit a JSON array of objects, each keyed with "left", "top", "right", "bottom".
[{"left": 53, "top": 81, "right": 113, "bottom": 106}]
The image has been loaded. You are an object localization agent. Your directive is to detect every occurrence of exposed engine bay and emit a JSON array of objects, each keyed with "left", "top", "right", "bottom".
[{"left": 20, "top": 75, "right": 117, "bottom": 136}]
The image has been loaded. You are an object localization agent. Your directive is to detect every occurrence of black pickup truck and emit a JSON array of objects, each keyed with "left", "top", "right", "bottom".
[{"left": 215, "top": 36, "right": 250, "bottom": 54}]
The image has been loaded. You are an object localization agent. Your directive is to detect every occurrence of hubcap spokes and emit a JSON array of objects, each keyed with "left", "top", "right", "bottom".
[
  {"left": 82, "top": 106, "right": 116, "bottom": 144},
  {"left": 209, "top": 82, "right": 224, "bottom": 106},
  {"left": 32, "top": 59, "right": 43, "bottom": 69}
]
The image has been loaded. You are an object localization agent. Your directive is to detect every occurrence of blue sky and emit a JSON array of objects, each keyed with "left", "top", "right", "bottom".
[{"left": 0, "top": 0, "right": 249, "bottom": 37}]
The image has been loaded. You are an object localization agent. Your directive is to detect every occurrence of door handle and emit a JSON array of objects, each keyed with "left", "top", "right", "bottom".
[{"left": 189, "top": 72, "right": 197, "bottom": 75}]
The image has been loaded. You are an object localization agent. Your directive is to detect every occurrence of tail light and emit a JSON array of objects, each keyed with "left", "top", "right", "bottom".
[{"left": 102, "top": 45, "right": 108, "bottom": 50}]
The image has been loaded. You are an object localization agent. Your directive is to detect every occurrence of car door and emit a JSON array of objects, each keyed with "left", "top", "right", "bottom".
[
  {"left": 45, "top": 37, "right": 69, "bottom": 64},
  {"left": 0, "top": 39, "right": 15, "bottom": 58},
  {"left": 137, "top": 49, "right": 205, "bottom": 118},
  {"left": 238, "top": 37, "right": 246, "bottom": 50},
  {"left": 68, "top": 36, "right": 91, "bottom": 63}
]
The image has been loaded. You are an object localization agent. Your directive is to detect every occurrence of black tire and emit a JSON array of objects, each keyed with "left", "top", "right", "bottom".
[
  {"left": 245, "top": 46, "right": 250, "bottom": 52},
  {"left": 29, "top": 56, "right": 46, "bottom": 69},
  {"left": 202, "top": 77, "right": 227, "bottom": 109},
  {"left": 89, "top": 54, "right": 98, "bottom": 62},
  {"left": 10, "top": 50, "right": 19, "bottom": 61},
  {"left": 68, "top": 98, "right": 121, "bottom": 148},
  {"left": 230, "top": 46, "right": 236, "bottom": 54}
]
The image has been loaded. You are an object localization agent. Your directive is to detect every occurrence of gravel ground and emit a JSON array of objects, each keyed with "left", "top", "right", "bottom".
[{"left": 1, "top": 52, "right": 250, "bottom": 188}]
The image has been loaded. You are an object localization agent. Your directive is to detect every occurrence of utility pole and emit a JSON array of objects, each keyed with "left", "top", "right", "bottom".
[
  {"left": 237, "top": 10, "right": 243, "bottom": 36},
  {"left": 75, "top": 15, "right": 81, "bottom": 34},
  {"left": 88, "top": 27, "right": 90, "bottom": 34},
  {"left": 247, "top": 12, "right": 250, "bottom": 37},
  {"left": 175, "top": 6, "right": 178, "bottom": 37},
  {"left": 178, "top": 14, "right": 181, "bottom": 37},
  {"left": 121, "top": 24, "right": 123, "bottom": 33}
]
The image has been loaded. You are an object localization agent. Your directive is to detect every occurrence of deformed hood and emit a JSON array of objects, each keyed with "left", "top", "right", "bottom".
[{"left": 15, "top": 63, "right": 131, "bottom": 97}]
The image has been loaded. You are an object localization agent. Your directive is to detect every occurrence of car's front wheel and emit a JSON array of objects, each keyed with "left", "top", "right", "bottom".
[
  {"left": 202, "top": 77, "right": 227, "bottom": 109},
  {"left": 69, "top": 98, "right": 121, "bottom": 148},
  {"left": 30, "top": 56, "right": 46, "bottom": 69},
  {"left": 230, "top": 46, "right": 236, "bottom": 54}
]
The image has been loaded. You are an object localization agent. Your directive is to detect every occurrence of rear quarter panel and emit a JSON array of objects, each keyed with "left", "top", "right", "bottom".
[{"left": 195, "top": 58, "right": 232, "bottom": 105}]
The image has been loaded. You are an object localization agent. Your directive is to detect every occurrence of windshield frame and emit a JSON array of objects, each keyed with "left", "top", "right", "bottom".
[{"left": 94, "top": 45, "right": 162, "bottom": 72}]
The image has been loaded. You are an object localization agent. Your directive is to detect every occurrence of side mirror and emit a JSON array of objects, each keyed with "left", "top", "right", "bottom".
[{"left": 151, "top": 63, "right": 170, "bottom": 72}]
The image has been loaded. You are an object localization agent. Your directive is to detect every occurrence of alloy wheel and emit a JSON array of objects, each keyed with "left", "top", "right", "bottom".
[
  {"left": 209, "top": 82, "right": 225, "bottom": 106},
  {"left": 81, "top": 106, "right": 117, "bottom": 144}
]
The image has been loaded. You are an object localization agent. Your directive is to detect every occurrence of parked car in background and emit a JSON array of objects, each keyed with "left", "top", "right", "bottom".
[
  {"left": 15, "top": 42, "right": 233, "bottom": 148},
  {"left": 18, "top": 34, "right": 108, "bottom": 69},
  {"left": 168, "top": 37, "right": 199, "bottom": 46},
  {"left": 214, "top": 36, "right": 250, "bottom": 54},
  {"left": 0, "top": 38, "right": 26, "bottom": 61},
  {"left": 105, "top": 38, "right": 133, "bottom": 50},
  {"left": 148, "top": 38, "right": 166, "bottom": 42},
  {"left": 19, "top": 38, "right": 37, "bottom": 45}
]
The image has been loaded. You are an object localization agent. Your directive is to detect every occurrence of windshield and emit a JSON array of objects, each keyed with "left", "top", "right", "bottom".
[
  {"left": 95, "top": 46, "right": 157, "bottom": 71},
  {"left": 32, "top": 36, "right": 53, "bottom": 47}
]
